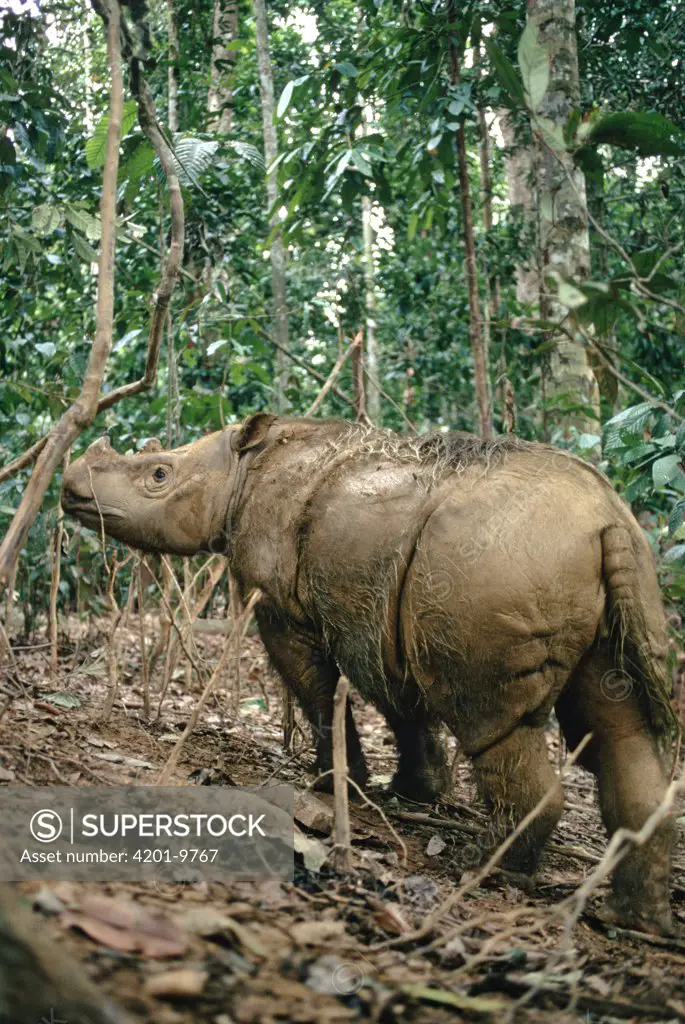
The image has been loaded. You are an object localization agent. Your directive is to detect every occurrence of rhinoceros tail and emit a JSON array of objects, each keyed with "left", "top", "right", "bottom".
[{"left": 601, "top": 523, "right": 676, "bottom": 735}]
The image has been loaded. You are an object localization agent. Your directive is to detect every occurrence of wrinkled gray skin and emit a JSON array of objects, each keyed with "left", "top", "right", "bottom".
[{"left": 62, "top": 413, "right": 677, "bottom": 935}]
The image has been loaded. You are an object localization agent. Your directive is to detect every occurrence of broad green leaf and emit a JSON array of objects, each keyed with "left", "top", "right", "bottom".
[
  {"left": 276, "top": 80, "right": 295, "bottom": 120},
  {"left": 653, "top": 454, "right": 681, "bottom": 488},
  {"left": 169, "top": 136, "right": 219, "bottom": 186},
  {"left": 85, "top": 99, "right": 138, "bottom": 170},
  {"left": 518, "top": 22, "right": 549, "bottom": 113},
  {"left": 536, "top": 116, "right": 565, "bottom": 152},
  {"left": 66, "top": 205, "right": 101, "bottom": 241},
  {"left": 118, "top": 140, "right": 155, "bottom": 188},
  {"left": 484, "top": 37, "right": 526, "bottom": 109},
  {"left": 71, "top": 231, "right": 98, "bottom": 263},
  {"left": 586, "top": 111, "right": 685, "bottom": 157},
  {"left": 334, "top": 61, "right": 358, "bottom": 77},
  {"left": 31, "top": 203, "right": 61, "bottom": 235},
  {"left": 36, "top": 341, "right": 56, "bottom": 357},
  {"left": 546, "top": 272, "right": 587, "bottom": 309},
  {"left": 350, "top": 148, "right": 372, "bottom": 176}
]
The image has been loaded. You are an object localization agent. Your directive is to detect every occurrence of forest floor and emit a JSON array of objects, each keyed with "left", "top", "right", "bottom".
[{"left": 2, "top": 616, "right": 685, "bottom": 1024}]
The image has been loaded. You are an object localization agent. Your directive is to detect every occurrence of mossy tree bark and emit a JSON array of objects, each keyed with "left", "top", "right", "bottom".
[{"left": 527, "top": 0, "right": 600, "bottom": 437}]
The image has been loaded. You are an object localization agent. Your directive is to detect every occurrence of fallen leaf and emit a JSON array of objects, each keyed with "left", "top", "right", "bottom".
[
  {"left": 178, "top": 907, "right": 265, "bottom": 957},
  {"left": 144, "top": 969, "right": 208, "bottom": 999},
  {"left": 372, "top": 902, "right": 410, "bottom": 936},
  {"left": 291, "top": 919, "right": 346, "bottom": 946},
  {"left": 63, "top": 895, "right": 188, "bottom": 958},
  {"left": 294, "top": 789, "right": 334, "bottom": 833},
  {"left": 42, "top": 691, "right": 82, "bottom": 708},
  {"left": 294, "top": 830, "right": 328, "bottom": 872},
  {"left": 426, "top": 835, "right": 447, "bottom": 857}
]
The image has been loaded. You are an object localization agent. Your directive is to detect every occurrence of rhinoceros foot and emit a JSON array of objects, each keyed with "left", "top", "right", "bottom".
[
  {"left": 598, "top": 893, "right": 679, "bottom": 938},
  {"left": 391, "top": 762, "right": 451, "bottom": 803}
]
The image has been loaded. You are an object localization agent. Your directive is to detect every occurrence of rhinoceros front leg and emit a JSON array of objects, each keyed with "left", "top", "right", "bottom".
[{"left": 255, "top": 609, "right": 368, "bottom": 790}]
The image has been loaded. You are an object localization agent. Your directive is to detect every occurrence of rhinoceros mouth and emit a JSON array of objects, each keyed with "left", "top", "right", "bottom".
[{"left": 62, "top": 500, "right": 126, "bottom": 524}]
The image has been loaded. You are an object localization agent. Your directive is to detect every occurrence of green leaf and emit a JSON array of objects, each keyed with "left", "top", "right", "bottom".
[
  {"left": 65, "top": 205, "right": 101, "bottom": 241},
  {"left": 71, "top": 231, "right": 98, "bottom": 263},
  {"left": 31, "top": 204, "right": 61, "bottom": 235},
  {"left": 276, "top": 80, "right": 295, "bottom": 120},
  {"left": 484, "top": 37, "right": 526, "bottom": 109},
  {"left": 518, "top": 22, "right": 549, "bottom": 114},
  {"left": 586, "top": 112, "right": 685, "bottom": 157},
  {"left": 36, "top": 342, "right": 56, "bottom": 358},
  {"left": 653, "top": 454, "right": 682, "bottom": 488},
  {"left": 350, "top": 148, "right": 372, "bottom": 176},
  {"left": 407, "top": 210, "right": 419, "bottom": 241},
  {"left": 669, "top": 499, "right": 685, "bottom": 536},
  {"left": 536, "top": 116, "right": 565, "bottom": 152},
  {"left": 546, "top": 271, "right": 587, "bottom": 309},
  {"left": 85, "top": 99, "right": 138, "bottom": 170},
  {"left": 43, "top": 692, "right": 82, "bottom": 708},
  {"left": 118, "top": 140, "right": 155, "bottom": 187},
  {"left": 170, "top": 136, "right": 220, "bottom": 187},
  {"left": 334, "top": 61, "right": 358, "bottom": 77}
]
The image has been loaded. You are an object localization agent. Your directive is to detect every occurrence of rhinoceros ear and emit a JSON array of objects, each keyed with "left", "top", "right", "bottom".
[
  {"left": 232, "top": 412, "right": 276, "bottom": 453},
  {"left": 87, "top": 435, "right": 112, "bottom": 454},
  {"left": 139, "top": 438, "right": 164, "bottom": 454}
]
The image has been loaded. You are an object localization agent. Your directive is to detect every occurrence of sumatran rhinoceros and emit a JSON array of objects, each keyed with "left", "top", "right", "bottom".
[{"left": 61, "top": 413, "right": 677, "bottom": 934}]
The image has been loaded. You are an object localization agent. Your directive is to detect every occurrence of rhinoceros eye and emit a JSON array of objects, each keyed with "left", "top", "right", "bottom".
[{"left": 153, "top": 467, "right": 168, "bottom": 482}]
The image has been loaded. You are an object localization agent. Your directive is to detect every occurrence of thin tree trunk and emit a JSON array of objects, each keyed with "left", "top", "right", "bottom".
[
  {"left": 448, "top": 23, "right": 492, "bottom": 440},
  {"left": 527, "top": 0, "right": 599, "bottom": 436},
  {"left": 0, "top": 2, "right": 124, "bottom": 589},
  {"left": 253, "top": 0, "right": 289, "bottom": 412},
  {"left": 167, "top": 0, "right": 180, "bottom": 133},
  {"left": 361, "top": 192, "right": 380, "bottom": 423},
  {"left": 208, "top": 0, "right": 238, "bottom": 133}
]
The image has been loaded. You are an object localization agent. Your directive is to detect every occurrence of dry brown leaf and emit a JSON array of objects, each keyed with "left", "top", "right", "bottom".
[
  {"left": 293, "top": 789, "right": 334, "bottom": 833},
  {"left": 144, "top": 968, "right": 208, "bottom": 999},
  {"left": 290, "top": 919, "right": 346, "bottom": 946},
  {"left": 372, "top": 902, "right": 411, "bottom": 936},
  {"left": 62, "top": 895, "right": 188, "bottom": 958}
]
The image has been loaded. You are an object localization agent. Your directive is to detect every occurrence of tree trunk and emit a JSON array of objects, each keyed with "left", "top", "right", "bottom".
[
  {"left": 167, "top": 0, "right": 180, "bottom": 133},
  {"left": 527, "top": 0, "right": 599, "bottom": 436},
  {"left": 208, "top": 0, "right": 238, "bottom": 134},
  {"left": 361, "top": 192, "right": 380, "bottom": 423},
  {"left": 447, "top": 17, "right": 492, "bottom": 439},
  {"left": 253, "top": 0, "right": 289, "bottom": 412}
]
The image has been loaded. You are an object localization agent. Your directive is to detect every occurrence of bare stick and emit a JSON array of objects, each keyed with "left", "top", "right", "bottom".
[
  {"left": 49, "top": 450, "right": 69, "bottom": 675},
  {"left": 156, "top": 589, "right": 261, "bottom": 784},
  {"left": 328, "top": 675, "right": 352, "bottom": 872},
  {"left": 305, "top": 333, "right": 362, "bottom": 417},
  {"left": 137, "top": 558, "right": 150, "bottom": 719}
]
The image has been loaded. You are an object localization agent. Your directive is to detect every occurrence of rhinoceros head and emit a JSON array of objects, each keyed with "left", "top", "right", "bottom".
[{"left": 61, "top": 413, "right": 275, "bottom": 555}]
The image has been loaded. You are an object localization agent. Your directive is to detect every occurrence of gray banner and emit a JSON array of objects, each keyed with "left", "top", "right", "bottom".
[{"left": 0, "top": 786, "right": 294, "bottom": 881}]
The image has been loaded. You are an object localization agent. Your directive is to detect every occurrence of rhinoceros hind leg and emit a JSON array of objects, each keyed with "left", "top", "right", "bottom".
[
  {"left": 381, "top": 704, "right": 451, "bottom": 802},
  {"left": 556, "top": 647, "right": 675, "bottom": 936},
  {"left": 471, "top": 725, "right": 564, "bottom": 876}
]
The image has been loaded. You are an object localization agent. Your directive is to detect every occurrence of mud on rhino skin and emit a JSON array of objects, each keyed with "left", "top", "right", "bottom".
[{"left": 61, "top": 414, "right": 678, "bottom": 935}]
